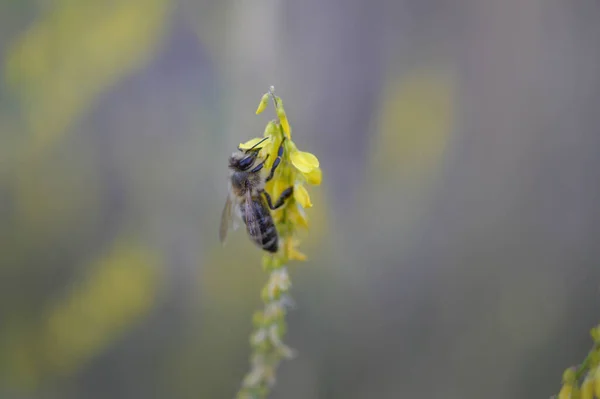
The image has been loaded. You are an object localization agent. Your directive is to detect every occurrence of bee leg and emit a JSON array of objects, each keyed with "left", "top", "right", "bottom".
[
  {"left": 263, "top": 187, "right": 294, "bottom": 210},
  {"left": 265, "top": 138, "right": 286, "bottom": 182},
  {"left": 250, "top": 154, "right": 270, "bottom": 173}
]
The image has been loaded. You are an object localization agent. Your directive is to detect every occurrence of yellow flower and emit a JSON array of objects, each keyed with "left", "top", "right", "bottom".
[
  {"left": 305, "top": 167, "right": 322, "bottom": 185},
  {"left": 256, "top": 93, "right": 270, "bottom": 115},
  {"left": 563, "top": 369, "right": 577, "bottom": 384},
  {"left": 279, "top": 115, "right": 291, "bottom": 138},
  {"left": 238, "top": 119, "right": 317, "bottom": 255},
  {"left": 284, "top": 237, "right": 307, "bottom": 261},
  {"left": 287, "top": 203, "right": 309, "bottom": 229},
  {"left": 581, "top": 375, "right": 594, "bottom": 399},
  {"left": 275, "top": 101, "right": 291, "bottom": 138},
  {"left": 238, "top": 136, "right": 272, "bottom": 151},
  {"left": 264, "top": 132, "right": 283, "bottom": 170},
  {"left": 288, "top": 143, "right": 322, "bottom": 186},
  {"left": 595, "top": 366, "right": 600, "bottom": 398},
  {"left": 263, "top": 120, "right": 278, "bottom": 138},
  {"left": 558, "top": 383, "right": 579, "bottom": 399},
  {"left": 293, "top": 184, "right": 312, "bottom": 208},
  {"left": 268, "top": 178, "right": 287, "bottom": 206},
  {"left": 290, "top": 148, "right": 319, "bottom": 173}
]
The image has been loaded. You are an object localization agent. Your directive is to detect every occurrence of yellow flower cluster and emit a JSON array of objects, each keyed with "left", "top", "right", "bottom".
[
  {"left": 239, "top": 86, "right": 321, "bottom": 262},
  {"left": 236, "top": 87, "right": 321, "bottom": 399},
  {"left": 556, "top": 326, "right": 600, "bottom": 399}
]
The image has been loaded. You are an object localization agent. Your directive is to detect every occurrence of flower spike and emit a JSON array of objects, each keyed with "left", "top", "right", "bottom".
[{"left": 236, "top": 87, "right": 321, "bottom": 399}]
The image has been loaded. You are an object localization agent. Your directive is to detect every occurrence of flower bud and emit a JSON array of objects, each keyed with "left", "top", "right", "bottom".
[
  {"left": 594, "top": 366, "right": 600, "bottom": 398},
  {"left": 264, "top": 120, "right": 277, "bottom": 137},
  {"left": 256, "top": 93, "right": 270, "bottom": 114},
  {"left": 591, "top": 326, "right": 600, "bottom": 343},
  {"left": 563, "top": 368, "right": 576, "bottom": 384},
  {"left": 558, "top": 383, "right": 579, "bottom": 399},
  {"left": 581, "top": 375, "right": 594, "bottom": 399}
]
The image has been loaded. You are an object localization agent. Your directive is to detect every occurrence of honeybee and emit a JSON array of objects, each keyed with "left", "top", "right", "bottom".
[{"left": 219, "top": 137, "right": 293, "bottom": 253}]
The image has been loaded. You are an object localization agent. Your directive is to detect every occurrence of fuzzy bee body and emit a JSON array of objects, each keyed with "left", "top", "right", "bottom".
[
  {"left": 220, "top": 138, "right": 293, "bottom": 253},
  {"left": 240, "top": 195, "right": 278, "bottom": 253}
]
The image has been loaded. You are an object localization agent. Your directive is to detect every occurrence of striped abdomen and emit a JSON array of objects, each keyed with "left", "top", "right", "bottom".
[{"left": 241, "top": 196, "right": 278, "bottom": 253}]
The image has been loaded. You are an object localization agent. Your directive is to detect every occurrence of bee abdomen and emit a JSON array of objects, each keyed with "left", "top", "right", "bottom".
[
  {"left": 243, "top": 198, "right": 279, "bottom": 253},
  {"left": 261, "top": 224, "right": 278, "bottom": 253},
  {"left": 256, "top": 215, "right": 278, "bottom": 253}
]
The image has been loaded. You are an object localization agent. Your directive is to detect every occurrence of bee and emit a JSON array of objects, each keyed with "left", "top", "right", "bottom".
[{"left": 219, "top": 137, "right": 293, "bottom": 253}]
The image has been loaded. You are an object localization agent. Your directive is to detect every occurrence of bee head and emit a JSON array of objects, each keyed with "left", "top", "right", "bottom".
[
  {"left": 229, "top": 150, "right": 257, "bottom": 171},
  {"left": 229, "top": 137, "right": 268, "bottom": 171}
]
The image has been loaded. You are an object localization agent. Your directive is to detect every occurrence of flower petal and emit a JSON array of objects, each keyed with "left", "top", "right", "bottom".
[
  {"left": 263, "top": 120, "right": 277, "bottom": 137},
  {"left": 275, "top": 100, "right": 292, "bottom": 138},
  {"left": 595, "top": 366, "right": 600, "bottom": 398},
  {"left": 285, "top": 237, "right": 307, "bottom": 261},
  {"left": 289, "top": 247, "right": 307, "bottom": 262},
  {"left": 581, "top": 376, "right": 594, "bottom": 399},
  {"left": 239, "top": 136, "right": 271, "bottom": 150},
  {"left": 255, "top": 93, "right": 270, "bottom": 114},
  {"left": 305, "top": 167, "right": 322, "bottom": 185},
  {"left": 293, "top": 184, "right": 312, "bottom": 208},
  {"left": 290, "top": 150, "right": 319, "bottom": 173},
  {"left": 287, "top": 203, "right": 309, "bottom": 229},
  {"left": 266, "top": 135, "right": 283, "bottom": 170},
  {"left": 280, "top": 117, "right": 291, "bottom": 139},
  {"left": 558, "top": 384, "right": 577, "bottom": 399},
  {"left": 269, "top": 178, "right": 287, "bottom": 203}
]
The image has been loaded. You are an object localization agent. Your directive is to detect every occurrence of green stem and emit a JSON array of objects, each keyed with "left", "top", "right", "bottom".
[
  {"left": 575, "top": 343, "right": 600, "bottom": 381},
  {"left": 268, "top": 86, "right": 278, "bottom": 107}
]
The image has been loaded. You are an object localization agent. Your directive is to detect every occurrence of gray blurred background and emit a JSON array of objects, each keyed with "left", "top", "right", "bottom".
[{"left": 1, "top": 0, "right": 599, "bottom": 398}]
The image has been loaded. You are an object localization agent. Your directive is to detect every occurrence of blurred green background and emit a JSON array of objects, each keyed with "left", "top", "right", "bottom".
[{"left": 1, "top": 1, "right": 600, "bottom": 398}]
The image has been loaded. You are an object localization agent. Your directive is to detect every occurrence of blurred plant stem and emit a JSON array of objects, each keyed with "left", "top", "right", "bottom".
[{"left": 575, "top": 344, "right": 600, "bottom": 381}]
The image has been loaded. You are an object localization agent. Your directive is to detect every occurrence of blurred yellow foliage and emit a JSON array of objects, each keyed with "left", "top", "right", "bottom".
[
  {"left": 356, "top": 68, "right": 456, "bottom": 239},
  {"left": 12, "top": 152, "right": 103, "bottom": 248},
  {"left": 4, "top": 0, "right": 171, "bottom": 153},
  {"left": 371, "top": 68, "right": 456, "bottom": 178},
  {"left": 0, "top": 237, "right": 161, "bottom": 389}
]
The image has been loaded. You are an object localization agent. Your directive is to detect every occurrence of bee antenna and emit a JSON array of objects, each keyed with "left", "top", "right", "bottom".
[{"left": 245, "top": 137, "right": 269, "bottom": 153}]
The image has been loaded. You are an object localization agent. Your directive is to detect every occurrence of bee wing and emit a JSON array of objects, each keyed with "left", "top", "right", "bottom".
[
  {"left": 244, "top": 191, "right": 262, "bottom": 243},
  {"left": 219, "top": 194, "right": 235, "bottom": 244}
]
